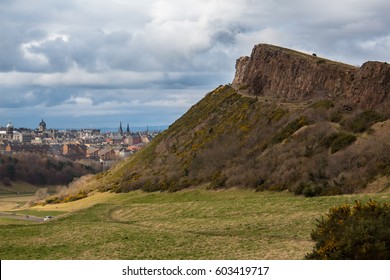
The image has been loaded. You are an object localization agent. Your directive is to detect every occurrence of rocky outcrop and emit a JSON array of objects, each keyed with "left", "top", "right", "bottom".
[
  {"left": 232, "top": 44, "right": 390, "bottom": 114},
  {"left": 347, "top": 61, "right": 390, "bottom": 113}
]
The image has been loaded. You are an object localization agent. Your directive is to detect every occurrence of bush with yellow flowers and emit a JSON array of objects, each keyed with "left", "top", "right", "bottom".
[{"left": 306, "top": 200, "right": 390, "bottom": 259}]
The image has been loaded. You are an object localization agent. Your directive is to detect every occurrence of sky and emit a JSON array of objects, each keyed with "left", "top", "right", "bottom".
[{"left": 1, "top": 0, "right": 390, "bottom": 129}]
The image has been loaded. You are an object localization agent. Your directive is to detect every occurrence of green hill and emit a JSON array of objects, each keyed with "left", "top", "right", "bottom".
[
  {"left": 90, "top": 44, "right": 390, "bottom": 196},
  {"left": 96, "top": 84, "right": 389, "bottom": 196}
]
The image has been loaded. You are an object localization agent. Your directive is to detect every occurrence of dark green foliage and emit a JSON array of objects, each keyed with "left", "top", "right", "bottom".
[
  {"left": 238, "top": 84, "right": 250, "bottom": 91},
  {"left": 268, "top": 184, "right": 288, "bottom": 191},
  {"left": 310, "top": 100, "right": 334, "bottom": 110},
  {"left": 378, "top": 163, "right": 390, "bottom": 176},
  {"left": 320, "top": 133, "right": 357, "bottom": 154},
  {"left": 300, "top": 183, "right": 322, "bottom": 197},
  {"left": 345, "top": 110, "right": 385, "bottom": 133},
  {"left": 329, "top": 111, "right": 343, "bottom": 123},
  {"left": 0, "top": 153, "right": 99, "bottom": 186},
  {"left": 270, "top": 108, "right": 288, "bottom": 121},
  {"left": 306, "top": 200, "right": 390, "bottom": 259},
  {"left": 209, "top": 171, "right": 227, "bottom": 189},
  {"left": 272, "top": 116, "right": 308, "bottom": 144},
  {"left": 295, "top": 182, "right": 342, "bottom": 197}
]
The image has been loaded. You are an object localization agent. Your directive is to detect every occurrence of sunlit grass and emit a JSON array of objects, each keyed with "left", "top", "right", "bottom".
[{"left": 0, "top": 188, "right": 389, "bottom": 259}]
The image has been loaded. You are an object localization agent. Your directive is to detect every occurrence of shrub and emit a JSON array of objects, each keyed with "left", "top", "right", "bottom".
[
  {"left": 329, "top": 110, "right": 343, "bottom": 123},
  {"left": 310, "top": 100, "right": 334, "bottom": 110},
  {"left": 1, "top": 177, "right": 12, "bottom": 186},
  {"left": 302, "top": 186, "right": 320, "bottom": 197},
  {"left": 321, "top": 132, "right": 357, "bottom": 154},
  {"left": 378, "top": 163, "right": 390, "bottom": 176},
  {"left": 329, "top": 133, "right": 357, "bottom": 154},
  {"left": 270, "top": 108, "right": 288, "bottom": 121},
  {"left": 238, "top": 84, "right": 250, "bottom": 91},
  {"left": 45, "top": 197, "right": 62, "bottom": 204},
  {"left": 345, "top": 110, "right": 385, "bottom": 133},
  {"left": 272, "top": 116, "right": 308, "bottom": 144},
  {"left": 294, "top": 183, "right": 305, "bottom": 195},
  {"left": 209, "top": 171, "right": 227, "bottom": 189},
  {"left": 63, "top": 192, "right": 88, "bottom": 203},
  {"left": 306, "top": 200, "right": 390, "bottom": 259}
]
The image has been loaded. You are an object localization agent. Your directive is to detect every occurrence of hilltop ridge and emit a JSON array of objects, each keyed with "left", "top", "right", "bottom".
[
  {"left": 233, "top": 44, "right": 390, "bottom": 114},
  {"left": 85, "top": 44, "right": 390, "bottom": 197}
]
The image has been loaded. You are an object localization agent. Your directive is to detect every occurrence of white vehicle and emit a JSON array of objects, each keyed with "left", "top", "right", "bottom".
[{"left": 43, "top": 216, "right": 53, "bottom": 221}]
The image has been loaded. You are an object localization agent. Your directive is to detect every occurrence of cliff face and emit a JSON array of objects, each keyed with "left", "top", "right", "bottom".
[
  {"left": 232, "top": 44, "right": 390, "bottom": 114},
  {"left": 95, "top": 43, "right": 389, "bottom": 196}
]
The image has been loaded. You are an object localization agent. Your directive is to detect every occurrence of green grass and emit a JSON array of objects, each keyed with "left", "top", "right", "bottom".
[
  {"left": 0, "top": 217, "right": 37, "bottom": 225},
  {"left": 0, "top": 188, "right": 389, "bottom": 260},
  {"left": 9, "top": 209, "right": 67, "bottom": 218}
]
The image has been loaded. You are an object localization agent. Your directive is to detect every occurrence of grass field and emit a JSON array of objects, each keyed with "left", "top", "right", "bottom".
[{"left": 0, "top": 187, "right": 389, "bottom": 260}]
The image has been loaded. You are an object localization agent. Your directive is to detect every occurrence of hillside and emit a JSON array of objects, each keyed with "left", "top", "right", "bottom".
[{"left": 96, "top": 44, "right": 390, "bottom": 196}]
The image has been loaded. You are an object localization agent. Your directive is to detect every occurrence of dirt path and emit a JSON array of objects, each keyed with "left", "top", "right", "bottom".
[{"left": 0, "top": 211, "right": 44, "bottom": 222}]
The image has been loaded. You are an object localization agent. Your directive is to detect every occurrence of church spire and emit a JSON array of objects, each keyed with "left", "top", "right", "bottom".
[{"left": 118, "top": 121, "right": 123, "bottom": 136}]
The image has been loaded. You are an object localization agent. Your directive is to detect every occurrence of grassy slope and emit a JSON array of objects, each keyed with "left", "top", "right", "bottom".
[
  {"left": 96, "top": 85, "right": 389, "bottom": 195},
  {"left": 1, "top": 188, "right": 389, "bottom": 259}
]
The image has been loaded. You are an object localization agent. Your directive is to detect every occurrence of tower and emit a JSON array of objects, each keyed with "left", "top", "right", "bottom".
[
  {"left": 126, "top": 123, "right": 130, "bottom": 135},
  {"left": 39, "top": 118, "right": 47, "bottom": 132},
  {"left": 6, "top": 121, "right": 14, "bottom": 136},
  {"left": 118, "top": 121, "right": 123, "bottom": 136}
]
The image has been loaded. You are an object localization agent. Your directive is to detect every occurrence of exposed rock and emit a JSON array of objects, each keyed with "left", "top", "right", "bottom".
[
  {"left": 232, "top": 44, "right": 390, "bottom": 114},
  {"left": 96, "top": 43, "right": 390, "bottom": 196}
]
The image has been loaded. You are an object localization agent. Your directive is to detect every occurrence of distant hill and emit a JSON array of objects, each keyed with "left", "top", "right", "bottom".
[
  {"left": 96, "top": 44, "right": 390, "bottom": 196},
  {"left": 0, "top": 153, "right": 99, "bottom": 188}
]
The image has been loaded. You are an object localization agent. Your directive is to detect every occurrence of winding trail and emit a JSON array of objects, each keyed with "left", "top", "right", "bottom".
[{"left": 0, "top": 211, "right": 44, "bottom": 222}]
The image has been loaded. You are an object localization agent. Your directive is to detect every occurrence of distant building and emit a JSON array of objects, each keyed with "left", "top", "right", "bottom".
[
  {"left": 39, "top": 119, "right": 47, "bottom": 132},
  {"left": 118, "top": 122, "right": 123, "bottom": 136},
  {"left": 98, "top": 147, "right": 116, "bottom": 160},
  {"left": 86, "top": 146, "right": 101, "bottom": 159},
  {"left": 6, "top": 121, "right": 13, "bottom": 136},
  {"left": 0, "top": 121, "right": 33, "bottom": 143},
  {"left": 63, "top": 143, "right": 87, "bottom": 159}
]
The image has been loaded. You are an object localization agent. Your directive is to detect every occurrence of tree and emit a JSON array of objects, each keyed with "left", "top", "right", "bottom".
[
  {"left": 306, "top": 200, "right": 390, "bottom": 259},
  {"left": 34, "top": 188, "right": 49, "bottom": 201}
]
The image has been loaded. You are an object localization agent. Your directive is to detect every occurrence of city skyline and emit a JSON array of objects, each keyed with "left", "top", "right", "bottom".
[
  {"left": 0, "top": 118, "right": 167, "bottom": 132},
  {"left": 1, "top": 0, "right": 390, "bottom": 128}
]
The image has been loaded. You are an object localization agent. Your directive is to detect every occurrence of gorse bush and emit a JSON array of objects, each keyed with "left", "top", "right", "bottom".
[
  {"left": 320, "top": 132, "right": 357, "bottom": 154},
  {"left": 310, "top": 100, "right": 334, "bottom": 110},
  {"left": 272, "top": 116, "right": 308, "bottom": 144},
  {"left": 329, "top": 134, "right": 356, "bottom": 154},
  {"left": 306, "top": 200, "right": 390, "bottom": 259},
  {"left": 345, "top": 110, "right": 385, "bottom": 133}
]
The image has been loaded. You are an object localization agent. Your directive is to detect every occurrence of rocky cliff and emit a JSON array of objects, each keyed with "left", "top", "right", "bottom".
[
  {"left": 90, "top": 43, "right": 389, "bottom": 197},
  {"left": 232, "top": 44, "right": 390, "bottom": 114}
]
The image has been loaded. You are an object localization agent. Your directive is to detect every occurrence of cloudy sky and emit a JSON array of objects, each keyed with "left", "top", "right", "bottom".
[{"left": 1, "top": 0, "right": 389, "bottom": 129}]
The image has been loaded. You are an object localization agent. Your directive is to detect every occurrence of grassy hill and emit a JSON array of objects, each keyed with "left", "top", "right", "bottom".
[
  {"left": 95, "top": 85, "right": 389, "bottom": 196},
  {"left": 1, "top": 188, "right": 389, "bottom": 259}
]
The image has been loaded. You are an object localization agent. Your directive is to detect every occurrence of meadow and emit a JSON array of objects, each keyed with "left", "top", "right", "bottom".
[{"left": 1, "top": 187, "right": 389, "bottom": 259}]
